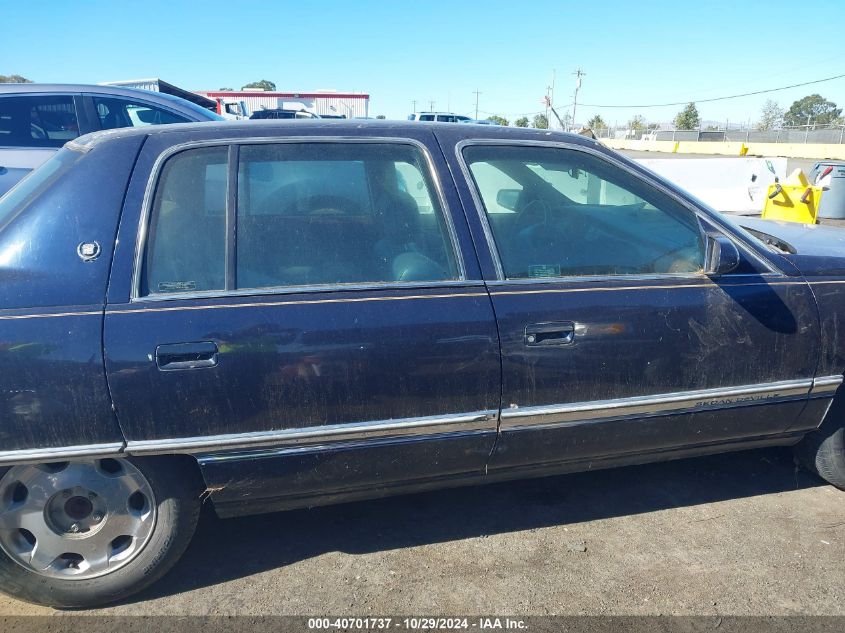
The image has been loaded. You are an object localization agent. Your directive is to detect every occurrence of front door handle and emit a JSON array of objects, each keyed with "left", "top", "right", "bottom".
[
  {"left": 525, "top": 322, "right": 575, "bottom": 346},
  {"left": 155, "top": 341, "right": 219, "bottom": 371}
]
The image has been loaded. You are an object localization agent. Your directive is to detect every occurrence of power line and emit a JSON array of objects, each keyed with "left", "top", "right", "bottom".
[{"left": 579, "top": 73, "right": 845, "bottom": 109}]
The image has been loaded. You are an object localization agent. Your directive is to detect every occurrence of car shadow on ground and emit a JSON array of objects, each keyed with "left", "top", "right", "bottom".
[{"left": 136, "top": 447, "right": 824, "bottom": 603}]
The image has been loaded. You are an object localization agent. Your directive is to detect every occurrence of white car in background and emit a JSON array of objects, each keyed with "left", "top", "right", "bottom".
[
  {"left": 0, "top": 84, "right": 223, "bottom": 197},
  {"left": 407, "top": 112, "right": 472, "bottom": 122}
]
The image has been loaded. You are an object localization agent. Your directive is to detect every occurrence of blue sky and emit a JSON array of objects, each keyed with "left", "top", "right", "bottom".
[{"left": 2, "top": 0, "right": 844, "bottom": 126}]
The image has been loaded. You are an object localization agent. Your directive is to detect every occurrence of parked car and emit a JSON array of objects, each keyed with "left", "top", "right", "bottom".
[
  {"left": 0, "top": 121, "right": 844, "bottom": 608},
  {"left": 249, "top": 108, "right": 320, "bottom": 120},
  {"left": 407, "top": 111, "right": 472, "bottom": 122},
  {"left": 0, "top": 83, "right": 223, "bottom": 196}
]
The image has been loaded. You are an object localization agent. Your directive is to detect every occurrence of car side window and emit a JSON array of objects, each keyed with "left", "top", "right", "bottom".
[
  {"left": 463, "top": 145, "right": 705, "bottom": 279},
  {"left": 93, "top": 97, "right": 190, "bottom": 129},
  {"left": 140, "top": 142, "right": 460, "bottom": 297},
  {"left": 236, "top": 143, "right": 458, "bottom": 289},
  {"left": 0, "top": 95, "right": 80, "bottom": 148},
  {"left": 142, "top": 147, "right": 227, "bottom": 295}
]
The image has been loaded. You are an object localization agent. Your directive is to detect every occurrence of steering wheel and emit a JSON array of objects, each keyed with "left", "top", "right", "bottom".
[
  {"left": 30, "top": 123, "right": 47, "bottom": 140},
  {"left": 652, "top": 245, "right": 703, "bottom": 273},
  {"left": 513, "top": 198, "right": 554, "bottom": 235}
]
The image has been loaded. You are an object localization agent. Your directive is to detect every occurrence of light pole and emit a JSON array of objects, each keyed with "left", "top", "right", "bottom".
[{"left": 572, "top": 69, "right": 585, "bottom": 131}]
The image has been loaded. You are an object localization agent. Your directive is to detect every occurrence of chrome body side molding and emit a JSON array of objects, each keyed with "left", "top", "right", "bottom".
[
  {"left": 0, "top": 376, "right": 840, "bottom": 466},
  {"left": 810, "top": 374, "right": 843, "bottom": 396},
  {"left": 500, "top": 378, "right": 832, "bottom": 432},
  {"left": 125, "top": 410, "right": 497, "bottom": 456},
  {"left": 196, "top": 430, "right": 494, "bottom": 465},
  {"left": 0, "top": 442, "right": 125, "bottom": 466}
]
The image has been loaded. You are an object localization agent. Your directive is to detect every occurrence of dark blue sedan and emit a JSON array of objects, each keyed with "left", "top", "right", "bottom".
[{"left": 0, "top": 121, "right": 842, "bottom": 607}]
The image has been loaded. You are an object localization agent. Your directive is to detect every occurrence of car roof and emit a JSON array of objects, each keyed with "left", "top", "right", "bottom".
[
  {"left": 68, "top": 119, "right": 595, "bottom": 152},
  {"left": 0, "top": 83, "right": 220, "bottom": 117}
]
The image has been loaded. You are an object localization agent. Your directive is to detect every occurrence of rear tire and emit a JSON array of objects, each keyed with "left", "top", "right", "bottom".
[
  {"left": 796, "top": 413, "right": 845, "bottom": 490},
  {"left": 0, "top": 456, "right": 203, "bottom": 608}
]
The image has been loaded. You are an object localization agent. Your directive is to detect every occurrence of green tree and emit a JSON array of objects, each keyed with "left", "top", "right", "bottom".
[
  {"left": 0, "top": 74, "right": 33, "bottom": 83},
  {"left": 218, "top": 87, "right": 234, "bottom": 91},
  {"left": 487, "top": 115, "right": 509, "bottom": 126},
  {"left": 673, "top": 103, "right": 700, "bottom": 130},
  {"left": 587, "top": 114, "right": 607, "bottom": 130},
  {"left": 784, "top": 94, "right": 842, "bottom": 127},
  {"left": 241, "top": 79, "right": 276, "bottom": 91},
  {"left": 375, "top": 115, "right": 386, "bottom": 119},
  {"left": 533, "top": 114, "right": 549, "bottom": 129},
  {"left": 515, "top": 116, "right": 529, "bottom": 127},
  {"left": 628, "top": 115, "right": 646, "bottom": 131},
  {"left": 758, "top": 99, "right": 784, "bottom": 130}
]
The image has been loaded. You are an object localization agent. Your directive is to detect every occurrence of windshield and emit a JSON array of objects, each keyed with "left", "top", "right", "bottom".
[{"left": 0, "top": 148, "right": 81, "bottom": 229}]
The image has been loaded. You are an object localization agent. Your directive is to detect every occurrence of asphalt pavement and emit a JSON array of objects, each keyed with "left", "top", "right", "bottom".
[{"left": 1, "top": 448, "right": 842, "bottom": 616}]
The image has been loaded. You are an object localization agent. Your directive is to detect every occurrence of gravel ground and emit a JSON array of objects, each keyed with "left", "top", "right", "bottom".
[{"left": 1, "top": 447, "right": 842, "bottom": 616}]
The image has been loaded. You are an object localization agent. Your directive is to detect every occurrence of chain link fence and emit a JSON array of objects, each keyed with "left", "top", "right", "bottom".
[{"left": 592, "top": 124, "right": 845, "bottom": 144}]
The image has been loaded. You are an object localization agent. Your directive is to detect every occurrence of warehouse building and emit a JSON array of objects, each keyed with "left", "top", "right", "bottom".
[
  {"left": 100, "top": 78, "right": 217, "bottom": 110},
  {"left": 196, "top": 90, "right": 370, "bottom": 118}
]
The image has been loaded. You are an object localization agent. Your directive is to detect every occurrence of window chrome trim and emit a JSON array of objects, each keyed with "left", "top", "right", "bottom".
[
  {"left": 454, "top": 138, "right": 783, "bottom": 281},
  {"left": 130, "top": 136, "right": 466, "bottom": 302},
  {"left": 485, "top": 271, "right": 788, "bottom": 289},
  {"left": 125, "top": 410, "right": 497, "bottom": 456},
  {"left": 0, "top": 442, "right": 124, "bottom": 467},
  {"left": 500, "top": 378, "right": 817, "bottom": 431},
  {"left": 130, "top": 279, "right": 486, "bottom": 305}
]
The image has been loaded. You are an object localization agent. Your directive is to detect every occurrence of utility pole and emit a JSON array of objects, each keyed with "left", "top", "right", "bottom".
[
  {"left": 572, "top": 68, "right": 585, "bottom": 130},
  {"left": 473, "top": 90, "right": 481, "bottom": 120},
  {"left": 411, "top": 100, "right": 417, "bottom": 113},
  {"left": 428, "top": 100, "right": 435, "bottom": 112}
]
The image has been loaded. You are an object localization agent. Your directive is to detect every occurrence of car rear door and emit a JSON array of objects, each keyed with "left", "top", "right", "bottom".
[
  {"left": 104, "top": 128, "right": 500, "bottom": 513},
  {"left": 439, "top": 133, "right": 827, "bottom": 472}
]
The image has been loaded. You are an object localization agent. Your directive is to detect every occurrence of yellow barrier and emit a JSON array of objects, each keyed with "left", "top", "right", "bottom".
[{"left": 761, "top": 169, "right": 821, "bottom": 224}]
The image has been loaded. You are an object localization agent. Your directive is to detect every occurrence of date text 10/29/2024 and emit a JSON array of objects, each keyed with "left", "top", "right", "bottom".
[{"left": 307, "top": 618, "right": 528, "bottom": 630}]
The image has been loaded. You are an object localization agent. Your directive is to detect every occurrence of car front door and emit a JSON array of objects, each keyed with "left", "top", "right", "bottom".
[
  {"left": 104, "top": 131, "right": 500, "bottom": 513},
  {"left": 444, "top": 137, "right": 828, "bottom": 472}
]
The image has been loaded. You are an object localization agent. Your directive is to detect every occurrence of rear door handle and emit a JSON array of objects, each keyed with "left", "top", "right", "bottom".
[
  {"left": 155, "top": 341, "right": 219, "bottom": 371},
  {"left": 525, "top": 322, "right": 575, "bottom": 346}
]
